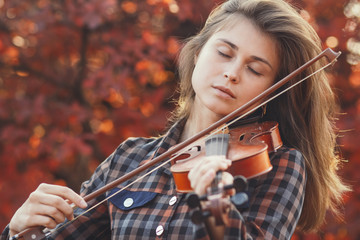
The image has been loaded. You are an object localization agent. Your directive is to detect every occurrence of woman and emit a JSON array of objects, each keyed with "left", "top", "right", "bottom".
[{"left": 3, "top": 0, "right": 349, "bottom": 239}]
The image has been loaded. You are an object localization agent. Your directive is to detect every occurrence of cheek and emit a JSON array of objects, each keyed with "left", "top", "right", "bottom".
[
  {"left": 191, "top": 61, "right": 209, "bottom": 92},
  {"left": 248, "top": 81, "right": 274, "bottom": 104},
  {"left": 191, "top": 65, "right": 200, "bottom": 89},
  {"left": 236, "top": 79, "right": 273, "bottom": 102}
]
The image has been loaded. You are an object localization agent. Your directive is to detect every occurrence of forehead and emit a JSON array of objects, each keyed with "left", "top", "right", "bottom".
[
  {"left": 216, "top": 13, "right": 247, "bottom": 31},
  {"left": 215, "top": 13, "right": 263, "bottom": 36},
  {"left": 210, "top": 14, "right": 278, "bottom": 49},
  {"left": 206, "top": 14, "right": 280, "bottom": 72}
]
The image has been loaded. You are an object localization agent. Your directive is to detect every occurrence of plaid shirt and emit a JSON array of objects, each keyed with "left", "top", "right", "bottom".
[{"left": 2, "top": 120, "right": 306, "bottom": 240}]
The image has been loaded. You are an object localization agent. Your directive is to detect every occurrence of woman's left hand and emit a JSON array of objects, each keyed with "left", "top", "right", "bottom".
[{"left": 188, "top": 155, "right": 233, "bottom": 196}]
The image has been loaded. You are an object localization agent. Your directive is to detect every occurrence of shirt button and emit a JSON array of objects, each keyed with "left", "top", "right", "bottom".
[
  {"left": 156, "top": 225, "right": 164, "bottom": 236},
  {"left": 169, "top": 196, "right": 177, "bottom": 206},
  {"left": 123, "top": 197, "right": 134, "bottom": 208}
]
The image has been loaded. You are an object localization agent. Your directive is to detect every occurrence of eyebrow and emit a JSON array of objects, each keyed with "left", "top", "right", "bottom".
[{"left": 218, "top": 38, "right": 274, "bottom": 70}]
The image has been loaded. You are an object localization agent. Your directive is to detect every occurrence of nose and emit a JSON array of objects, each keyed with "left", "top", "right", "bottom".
[
  {"left": 223, "top": 71, "right": 239, "bottom": 84},
  {"left": 223, "top": 61, "right": 241, "bottom": 83}
]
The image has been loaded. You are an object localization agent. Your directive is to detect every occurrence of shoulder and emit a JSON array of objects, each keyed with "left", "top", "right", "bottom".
[
  {"left": 269, "top": 146, "right": 306, "bottom": 180},
  {"left": 271, "top": 146, "right": 304, "bottom": 162},
  {"left": 108, "top": 136, "right": 164, "bottom": 171},
  {"left": 246, "top": 146, "right": 307, "bottom": 203},
  {"left": 247, "top": 146, "right": 307, "bottom": 203},
  {"left": 114, "top": 136, "right": 162, "bottom": 156}
]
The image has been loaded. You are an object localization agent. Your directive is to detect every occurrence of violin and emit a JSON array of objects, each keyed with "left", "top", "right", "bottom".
[
  {"left": 170, "top": 121, "right": 282, "bottom": 227},
  {"left": 171, "top": 121, "right": 282, "bottom": 193},
  {"left": 12, "top": 48, "right": 340, "bottom": 240}
]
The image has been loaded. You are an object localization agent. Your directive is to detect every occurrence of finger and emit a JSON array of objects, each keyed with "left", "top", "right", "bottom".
[
  {"left": 37, "top": 183, "right": 87, "bottom": 208},
  {"left": 201, "top": 156, "right": 231, "bottom": 171},
  {"left": 222, "top": 172, "right": 234, "bottom": 185},
  {"left": 193, "top": 156, "right": 230, "bottom": 173},
  {"left": 26, "top": 214, "right": 59, "bottom": 230},
  {"left": 28, "top": 190, "right": 74, "bottom": 221},
  {"left": 193, "top": 168, "right": 216, "bottom": 195},
  {"left": 189, "top": 156, "right": 232, "bottom": 195},
  {"left": 37, "top": 205, "right": 67, "bottom": 224},
  {"left": 216, "top": 157, "right": 232, "bottom": 170},
  {"left": 222, "top": 172, "right": 235, "bottom": 196},
  {"left": 188, "top": 162, "right": 211, "bottom": 189},
  {"left": 189, "top": 158, "right": 223, "bottom": 182},
  {"left": 193, "top": 158, "right": 230, "bottom": 180},
  {"left": 36, "top": 192, "right": 75, "bottom": 221}
]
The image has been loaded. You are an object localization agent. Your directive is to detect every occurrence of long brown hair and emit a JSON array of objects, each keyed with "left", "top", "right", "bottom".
[{"left": 172, "top": 0, "right": 350, "bottom": 232}]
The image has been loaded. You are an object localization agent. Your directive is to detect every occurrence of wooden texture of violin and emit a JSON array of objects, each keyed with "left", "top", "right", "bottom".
[{"left": 170, "top": 121, "right": 282, "bottom": 193}]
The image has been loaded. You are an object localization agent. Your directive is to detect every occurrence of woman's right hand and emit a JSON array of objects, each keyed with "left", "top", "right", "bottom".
[{"left": 8, "top": 183, "right": 87, "bottom": 238}]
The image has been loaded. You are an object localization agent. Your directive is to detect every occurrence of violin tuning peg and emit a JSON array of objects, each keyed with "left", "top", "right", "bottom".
[
  {"left": 233, "top": 175, "right": 248, "bottom": 193},
  {"left": 231, "top": 192, "right": 249, "bottom": 209},
  {"left": 186, "top": 193, "right": 201, "bottom": 209}
]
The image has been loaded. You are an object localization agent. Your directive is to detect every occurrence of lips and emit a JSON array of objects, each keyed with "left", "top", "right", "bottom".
[{"left": 213, "top": 85, "right": 236, "bottom": 99}]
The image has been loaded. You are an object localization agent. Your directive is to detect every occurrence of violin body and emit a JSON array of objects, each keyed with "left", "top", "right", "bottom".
[{"left": 170, "top": 121, "right": 282, "bottom": 193}]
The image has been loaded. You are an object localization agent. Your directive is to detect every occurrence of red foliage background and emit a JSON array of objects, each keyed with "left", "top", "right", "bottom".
[{"left": 0, "top": 0, "right": 359, "bottom": 239}]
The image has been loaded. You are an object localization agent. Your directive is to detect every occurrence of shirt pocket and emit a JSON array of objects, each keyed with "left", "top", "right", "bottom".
[{"left": 107, "top": 188, "right": 158, "bottom": 210}]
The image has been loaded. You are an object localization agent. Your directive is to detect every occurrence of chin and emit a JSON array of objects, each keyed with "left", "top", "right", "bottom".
[{"left": 210, "top": 108, "right": 233, "bottom": 118}]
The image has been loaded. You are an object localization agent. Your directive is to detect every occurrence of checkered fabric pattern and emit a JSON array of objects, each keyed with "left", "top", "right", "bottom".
[{"left": 1, "top": 120, "right": 306, "bottom": 240}]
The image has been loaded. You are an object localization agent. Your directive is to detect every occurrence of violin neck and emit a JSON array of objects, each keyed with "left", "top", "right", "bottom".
[{"left": 205, "top": 134, "right": 230, "bottom": 193}]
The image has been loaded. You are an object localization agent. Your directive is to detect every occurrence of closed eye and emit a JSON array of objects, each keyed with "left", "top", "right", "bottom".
[
  {"left": 247, "top": 66, "right": 262, "bottom": 76},
  {"left": 217, "top": 50, "right": 231, "bottom": 58}
]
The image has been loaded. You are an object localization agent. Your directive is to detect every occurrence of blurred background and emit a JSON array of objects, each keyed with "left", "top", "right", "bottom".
[{"left": 0, "top": 0, "right": 359, "bottom": 239}]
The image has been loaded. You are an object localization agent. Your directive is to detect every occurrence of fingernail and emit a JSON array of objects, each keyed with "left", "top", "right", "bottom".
[{"left": 80, "top": 199, "right": 88, "bottom": 208}]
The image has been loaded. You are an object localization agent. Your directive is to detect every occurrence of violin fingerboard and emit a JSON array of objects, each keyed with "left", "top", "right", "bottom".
[
  {"left": 205, "top": 134, "right": 230, "bottom": 156},
  {"left": 205, "top": 133, "right": 230, "bottom": 191}
]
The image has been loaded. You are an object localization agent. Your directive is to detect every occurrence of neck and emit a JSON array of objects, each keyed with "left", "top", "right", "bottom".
[{"left": 180, "top": 107, "right": 222, "bottom": 142}]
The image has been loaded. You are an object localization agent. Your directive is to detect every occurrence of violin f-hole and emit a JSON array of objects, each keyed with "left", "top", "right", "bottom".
[{"left": 239, "top": 134, "right": 245, "bottom": 141}]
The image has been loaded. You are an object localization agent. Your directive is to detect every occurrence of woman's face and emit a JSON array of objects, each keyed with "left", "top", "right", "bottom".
[{"left": 191, "top": 15, "right": 279, "bottom": 120}]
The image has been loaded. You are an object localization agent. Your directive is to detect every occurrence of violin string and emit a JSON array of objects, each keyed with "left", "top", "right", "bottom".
[
  {"left": 219, "top": 129, "right": 225, "bottom": 185},
  {"left": 219, "top": 128, "right": 227, "bottom": 186},
  {"left": 45, "top": 58, "right": 335, "bottom": 237}
]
